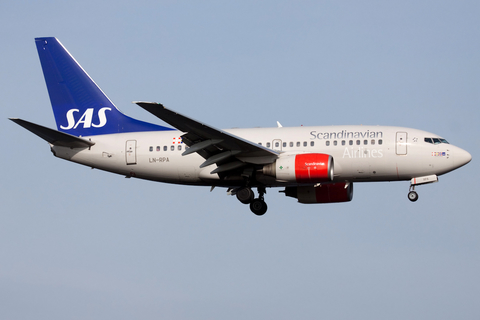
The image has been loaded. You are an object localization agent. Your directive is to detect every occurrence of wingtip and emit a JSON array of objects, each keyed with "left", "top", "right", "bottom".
[
  {"left": 133, "top": 101, "right": 162, "bottom": 105},
  {"left": 134, "top": 101, "right": 166, "bottom": 110}
]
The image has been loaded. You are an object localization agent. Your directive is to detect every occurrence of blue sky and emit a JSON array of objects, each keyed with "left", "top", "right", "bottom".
[{"left": 1, "top": 1, "right": 479, "bottom": 319}]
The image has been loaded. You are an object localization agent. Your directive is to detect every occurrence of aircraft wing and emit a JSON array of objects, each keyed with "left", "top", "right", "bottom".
[{"left": 135, "top": 102, "right": 279, "bottom": 173}]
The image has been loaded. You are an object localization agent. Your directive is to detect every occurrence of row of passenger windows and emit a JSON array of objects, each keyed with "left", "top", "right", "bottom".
[
  {"left": 259, "top": 141, "right": 316, "bottom": 148},
  {"left": 149, "top": 145, "right": 185, "bottom": 152},
  {"left": 259, "top": 139, "right": 383, "bottom": 148},
  {"left": 149, "top": 139, "right": 385, "bottom": 152},
  {"left": 326, "top": 139, "right": 383, "bottom": 146},
  {"left": 425, "top": 137, "right": 449, "bottom": 144}
]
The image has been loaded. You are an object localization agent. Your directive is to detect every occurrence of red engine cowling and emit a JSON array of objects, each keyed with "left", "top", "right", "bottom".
[
  {"left": 263, "top": 153, "right": 333, "bottom": 183},
  {"left": 284, "top": 182, "right": 353, "bottom": 204}
]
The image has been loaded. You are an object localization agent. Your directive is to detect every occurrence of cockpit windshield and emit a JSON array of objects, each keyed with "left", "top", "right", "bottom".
[{"left": 424, "top": 137, "right": 449, "bottom": 145}]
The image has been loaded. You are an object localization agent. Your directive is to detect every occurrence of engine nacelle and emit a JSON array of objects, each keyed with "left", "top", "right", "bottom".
[
  {"left": 284, "top": 182, "right": 353, "bottom": 204},
  {"left": 263, "top": 153, "right": 333, "bottom": 183}
]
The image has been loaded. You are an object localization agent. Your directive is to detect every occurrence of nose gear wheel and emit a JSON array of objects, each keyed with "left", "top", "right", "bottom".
[{"left": 408, "top": 185, "right": 419, "bottom": 202}]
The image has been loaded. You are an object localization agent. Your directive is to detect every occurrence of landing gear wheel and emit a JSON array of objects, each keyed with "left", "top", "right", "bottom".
[
  {"left": 250, "top": 199, "right": 268, "bottom": 216},
  {"left": 236, "top": 187, "right": 254, "bottom": 204},
  {"left": 408, "top": 191, "right": 419, "bottom": 202}
]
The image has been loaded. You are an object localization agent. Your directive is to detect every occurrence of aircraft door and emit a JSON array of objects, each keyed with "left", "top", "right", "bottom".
[
  {"left": 126, "top": 140, "right": 137, "bottom": 165},
  {"left": 272, "top": 139, "right": 282, "bottom": 151},
  {"left": 396, "top": 132, "right": 407, "bottom": 155}
]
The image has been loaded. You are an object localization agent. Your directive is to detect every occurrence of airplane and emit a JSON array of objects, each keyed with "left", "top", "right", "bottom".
[{"left": 10, "top": 37, "right": 472, "bottom": 215}]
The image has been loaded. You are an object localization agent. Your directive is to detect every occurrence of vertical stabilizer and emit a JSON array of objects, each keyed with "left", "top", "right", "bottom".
[{"left": 35, "top": 37, "right": 173, "bottom": 136}]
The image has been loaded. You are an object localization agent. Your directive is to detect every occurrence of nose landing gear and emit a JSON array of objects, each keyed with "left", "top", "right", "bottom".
[
  {"left": 407, "top": 174, "right": 438, "bottom": 202},
  {"left": 408, "top": 184, "right": 419, "bottom": 202},
  {"left": 408, "top": 190, "right": 419, "bottom": 202}
]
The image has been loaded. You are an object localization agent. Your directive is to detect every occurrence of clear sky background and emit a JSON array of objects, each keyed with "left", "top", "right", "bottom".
[{"left": 1, "top": 1, "right": 479, "bottom": 319}]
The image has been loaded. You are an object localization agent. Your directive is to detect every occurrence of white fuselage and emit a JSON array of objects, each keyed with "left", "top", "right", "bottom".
[
  {"left": 50, "top": 125, "right": 470, "bottom": 187},
  {"left": 17, "top": 37, "right": 472, "bottom": 214}
]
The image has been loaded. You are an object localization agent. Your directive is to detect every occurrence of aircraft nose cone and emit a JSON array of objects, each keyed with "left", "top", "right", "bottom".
[{"left": 455, "top": 147, "right": 472, "bottom": 168}]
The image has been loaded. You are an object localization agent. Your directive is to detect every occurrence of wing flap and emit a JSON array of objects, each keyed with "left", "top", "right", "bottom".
[
  {"left": 182, "top": 139, "right": 223, "bottom": 156},
  {"left": 210, "top": 160, "right": 246, "bottom": 174}
]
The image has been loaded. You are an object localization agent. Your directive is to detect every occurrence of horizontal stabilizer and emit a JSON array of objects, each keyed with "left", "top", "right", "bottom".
[{"left": 9, "top": 118, "right": 95, "bottom": 148}]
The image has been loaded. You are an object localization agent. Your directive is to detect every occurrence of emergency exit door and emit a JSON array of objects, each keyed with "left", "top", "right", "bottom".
[{"left": 272, "top": 139, "right": 283, "bottom": 151}]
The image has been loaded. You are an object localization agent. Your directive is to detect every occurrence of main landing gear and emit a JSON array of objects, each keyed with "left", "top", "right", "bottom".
[{"left": 235, "top": 186, "right": 268, "bottom": 216}]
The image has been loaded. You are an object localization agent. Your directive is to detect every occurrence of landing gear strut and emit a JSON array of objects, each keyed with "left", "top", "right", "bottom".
[
  {"left": 406, "top": 175, "right": 438, "bottom": 202},
  {"left": 408, "top": 185, "right": 419, "bottom": 202},
  {"left": 234, "top": 186, "right": 268, "bottom": 215},
  {"left": 250, "top": 186, "right": 267, "bottom": 216}
]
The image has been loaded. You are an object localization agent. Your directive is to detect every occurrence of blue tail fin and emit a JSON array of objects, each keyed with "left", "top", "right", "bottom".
[{"left": 35, "top": 37, "right": 173, "bottom": 136}]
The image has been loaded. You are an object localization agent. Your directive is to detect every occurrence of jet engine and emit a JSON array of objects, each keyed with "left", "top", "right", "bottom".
[
  {"left": 284, "top": 182, "right": 353, "bottom": 204},
  {"left": 263, "top": 153, "right": 333, "bottom": 183}
]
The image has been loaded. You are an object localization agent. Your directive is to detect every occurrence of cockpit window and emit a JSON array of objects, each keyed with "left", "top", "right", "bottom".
[{"left": 424, "top": 137, "right": 449, "bottom": 144}]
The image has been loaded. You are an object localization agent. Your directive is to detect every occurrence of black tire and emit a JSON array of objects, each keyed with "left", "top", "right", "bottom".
[
  {"left": 408, "top": 191, "right": 419, "bottom": 202},
  {"left": 236, "top": 187, "right": 254, "bottom": 204},
  {"left": 250, "top": 199, "right": 268, "bottom": 216}
]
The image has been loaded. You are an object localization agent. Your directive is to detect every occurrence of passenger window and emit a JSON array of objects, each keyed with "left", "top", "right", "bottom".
[
  {"left": 303, "top": 141, "right": 307, "bottom": 147},
  {"left": 275, "top": 142, "right": 279, "bottom": 148},
  {"left": 326, "top": 141, "right": 330, "bottom": 146},
  {"left": 333, "top": 140, "right": 337, "bottom": 146},
  {"left": 342, "top": 140, "right": 346, "bottom": 146},
  {"left": 356, "top": 140, "right": 360, "bottom": 145},
  {"left": 149, "top": 146, "right": 153, "bottom": 152},
  {"left": 364, "top": 140, "right": 368, "bottom": 145},
  {"left": 156, "top": 146, "right": 160, "bottom": 151},
  {"left": 258, "top": 142, "right": 262, "bottom": 146},
  {"left": 290, "top": 142, "right": 294, "bottom": 147},
  {"left": 171, "top": 145, "right": 175, "bottom": 151},
  {"left": 349, "top": 140, "right": 353, "bottom": 145},
  {"left": 371, "top": 140, "right": 375, "bottom": 145},
  {"left": 164, "top": 146, "right": 167, "bottom": 151},
  {"left": 310, "top": 141, "right": 314, "bottom": 147},
  {"left": 283, "top": 142, "right": 287, "bottom": 147},
  {"left": 378, "top": 139, "right": 383, "bottom": 145},
  {"left": 178, "top": 145, "right": 182, "bottom": 151},
  {"left": 266, "top": 142, "right": 271, "bottom": 148},
  {"left": 296, "top": 142, "right": 300, "bottom": 147}
]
